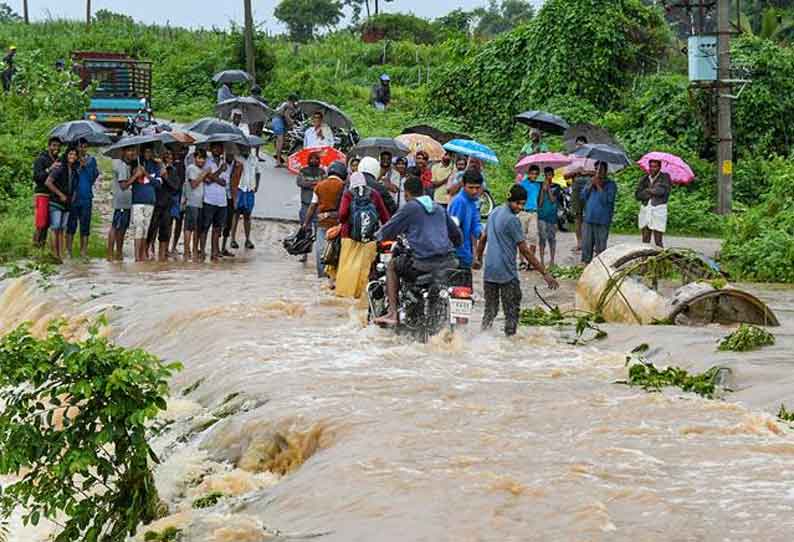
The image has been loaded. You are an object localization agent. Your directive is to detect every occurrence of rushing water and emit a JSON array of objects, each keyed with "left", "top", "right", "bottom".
[{"left": 2, "top": 225, "right": 794, "bottom": 542}]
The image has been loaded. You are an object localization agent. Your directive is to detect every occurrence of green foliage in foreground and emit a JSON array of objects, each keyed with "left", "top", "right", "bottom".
[
  {"left": 191, "top": 491, "right": 226, "bottom": 509},
  {"left": 144, "top": 527, "right": 182, "bottom": 542},
  {"left": 519, "top": 307, "right": 607, "bottom": 344},
  {"left": 778, "top": 404, "right": 794, "bottom": 423},
  {"left": 0, "top": 320, "right": 182, "bottom": 542},
  {"left": 625, "top": 362, "right": 722, "bottom": 399},
  {"left": 717, "top": 324, "right": 776, "bottom": 352}
]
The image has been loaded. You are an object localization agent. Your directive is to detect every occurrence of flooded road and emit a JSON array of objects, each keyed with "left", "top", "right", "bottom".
[{"left": 2, "top": 225, "right": 794, "bottom": 542}]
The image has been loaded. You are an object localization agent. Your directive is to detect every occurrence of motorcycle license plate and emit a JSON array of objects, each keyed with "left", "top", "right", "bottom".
[{"left": 449, "top": 298, "right": 473, "bottom": 321}]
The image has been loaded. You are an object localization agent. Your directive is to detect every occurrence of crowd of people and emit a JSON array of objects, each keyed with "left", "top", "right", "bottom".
[{"left": 32, "top": 135, "right": 260, "bottom": 264}]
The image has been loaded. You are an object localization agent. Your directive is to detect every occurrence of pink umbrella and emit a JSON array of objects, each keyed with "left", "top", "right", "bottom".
[
  {"left": 638, "top": 152, "right": 695, "bottom": 186},
  {"left": 515, "top": 152, "right": 572, "bottom": 175}
]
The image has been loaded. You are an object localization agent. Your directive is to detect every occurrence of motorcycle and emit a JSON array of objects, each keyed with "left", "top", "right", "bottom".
[
  {"left": 125, "top": 108, "right": 155, "bottom": 136},
  {"left": 367, "top": 239, "right": 474, "bottom": 343},
  {"left": 263, "top": 110, "right": 360, "bottom": 156},
  {"left": 557, "top": 187, "right": 574, "bottom": 232}
]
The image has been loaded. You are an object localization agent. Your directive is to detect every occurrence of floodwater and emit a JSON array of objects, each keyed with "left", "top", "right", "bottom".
[{"left": 2, "top": 225, "right": 794, "bottom": 542}]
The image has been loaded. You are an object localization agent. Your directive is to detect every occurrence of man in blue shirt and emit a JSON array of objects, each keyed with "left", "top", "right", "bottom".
[
  {"left": 448, "top": 169, "right": 483, "bottom": 289},
  {"left": 67, "top": 138, "right": 100, "bottom": 258},
  {"left": 581, "top": 161, "right": 618, "bottom": 264},
  {"left": 517, "top": 164, "right": 541, "bottom": 265},
  {"left": 474, "top": 185, "right": 558, "bottom": 336}
]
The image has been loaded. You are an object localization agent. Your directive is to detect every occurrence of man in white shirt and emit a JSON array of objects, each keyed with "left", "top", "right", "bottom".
[
  {"left": 303, "top": 111, "right": 334, "bottom": 149},
  {"left": 199, "top": 143, "right": 230, "bottom": 261},
  {"left": 231, "top": 149, "right": 260, "bottom": 250}
]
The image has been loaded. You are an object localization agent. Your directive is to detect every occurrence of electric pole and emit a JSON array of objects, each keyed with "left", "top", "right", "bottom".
[
  {"left": 243, "top": 0, "right": 256, "bottom": 79},
  {"left": 86, "top": 0, "right": 91, "bottom": 28},
  {"left": 717, "top": 0, "right": 732, "bottom": 214},
  {"left": 22, "top": 0, "right": 29, "bottom": 24}
]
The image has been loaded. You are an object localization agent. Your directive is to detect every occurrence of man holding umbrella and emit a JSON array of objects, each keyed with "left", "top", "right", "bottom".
[
  {"left": 635, "top": 158, "right": 671, "bottom": 248},
  {"left": 581, "top": 161, "right": 618, "bottom": 265},
  {"left": 519, "top": 130, "right": 548, "bottom": 158}
]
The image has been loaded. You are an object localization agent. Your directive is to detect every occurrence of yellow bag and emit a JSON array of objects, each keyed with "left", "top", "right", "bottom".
[{"left": 335, "top": 238, "right": 377, "bottom": 299}]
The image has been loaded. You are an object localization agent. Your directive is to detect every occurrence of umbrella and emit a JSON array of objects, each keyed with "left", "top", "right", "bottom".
[
  {"left": 297, "top": 100, "right": 353, "bottom": 131},
  {"left": 186, "top": 117, "right": 247, "bottom": 138},
  {"left": 158, "top": 131, "right": 205, "bottom": 146},
  {"left": 563, "top": 123, "right": 620, "bottom": 153},
  {"left": 288, "top": 146, "right": 347, "bottom": 175},
  {"left": 350, "top": 137, "right": 410, "bottom": 160},
  {"left": 514, "top": 111, "right": 570, "bottom": 134},
  {"left": 638, "top": 152, "right": 695, "bottom": 186},
  {"left": 215, "top": 96, "right": 276, "bottom": 124},
  {"left": 515, "top": 152, "right": 572, "bottom": 175},
  {"left": 103, "top": 134, "right": 163, "bottom": 159},
  {"left": 442, "top": 139, "right": 499, "bottom": 164},
  {"left": 212, "top": 69, "right": 253, "bottom": 85},
  {"left": 50, "top": 120, "right": 111, "bottom": 145},
  {"left": 395, "top": 134, "right": 445, "bottom": 162},
  {"left": 571, "top": 144, "right": 631, "bottom": 171},
  {"left": 400, "top": 125, "right": 472, "bottom": 146}
]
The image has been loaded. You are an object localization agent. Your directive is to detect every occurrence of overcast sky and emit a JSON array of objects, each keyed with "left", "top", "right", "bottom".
[{"left": 17, "top": 0, "right": 544, "bottom": 31}]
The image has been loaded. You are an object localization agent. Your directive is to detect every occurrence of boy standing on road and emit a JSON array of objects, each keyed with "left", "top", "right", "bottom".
[
  {"left": 581, "top": 161, "right": 618, "bottom": 265},
  {"left": 107, "top": 147, "right": 138, "bottom": 261},
  {"left": 474, "top": 185, "right": 558, "bottom": 337},
  {"left": 67, "top": 139, "right": 100, "bottom": 258},
  {"left": 518, "top": 164, "right": 542, "bottom": 265},
  {"left": 183, "top": 149, "right": 208, "bottom": 262},
  {"left": 537, "top": 167, "right": 560, "bottom": 268},
  {"left": 32, "top": 137, "right": 62, "bottom": 248},
  {"left": 448, "top": 169, "right": 483, "bottom": 289},
  {"left": 231, "top": 148, "right": 260, "bottom": 251},
  {"left": 201, "top": 144, "right": 229, "bottom": 262}
]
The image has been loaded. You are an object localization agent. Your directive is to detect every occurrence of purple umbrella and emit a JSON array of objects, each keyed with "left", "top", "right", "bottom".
[{"left": 638, "top": 152, "right": 695, "bottom": 186}]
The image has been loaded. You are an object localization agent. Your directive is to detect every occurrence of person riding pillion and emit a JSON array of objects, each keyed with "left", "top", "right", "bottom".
[{"left": 373, "top": 177, "right": 463, "bottom": 327}]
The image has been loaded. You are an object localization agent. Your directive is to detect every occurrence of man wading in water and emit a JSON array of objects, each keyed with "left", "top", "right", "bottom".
[{"left": 474, "top": 184, "right": 559, "bottom": 336}]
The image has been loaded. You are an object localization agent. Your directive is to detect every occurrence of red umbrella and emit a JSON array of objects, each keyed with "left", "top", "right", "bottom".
[{"left": 288, "top": 146, "right": 347, "bottom": 175}]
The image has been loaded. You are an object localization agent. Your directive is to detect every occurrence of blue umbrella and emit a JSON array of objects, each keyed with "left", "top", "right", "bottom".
[{"left": 443, "top": 139, "right": 499, "bottom": 164}]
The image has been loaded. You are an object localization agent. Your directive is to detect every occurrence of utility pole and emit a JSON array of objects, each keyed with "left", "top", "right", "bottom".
[
  {"left": 22, "top": 0, "right": 29, "bottom": 24},
  {"left": 243, "top": 0, "right": 256, "bottom": 79},
  {"left": 86, "top": 0, "right": 91, "bottom": 28},
  {"left": 717, "top": 0, "right": 732, "bottom": 214}
]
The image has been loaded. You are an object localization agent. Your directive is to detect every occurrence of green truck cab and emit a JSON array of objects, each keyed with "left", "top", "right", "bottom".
[{"left": 71, "top": 51, "right": 153, "bottom": 135}]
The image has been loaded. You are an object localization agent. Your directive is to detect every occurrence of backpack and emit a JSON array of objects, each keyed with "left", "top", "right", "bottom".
[{"left": 349, "top": 187, "right": 379, "bottom": 243}]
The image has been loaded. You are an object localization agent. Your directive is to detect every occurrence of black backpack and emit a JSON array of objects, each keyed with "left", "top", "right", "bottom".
[{"left": 349, "top": 187, "right": 379, "bottom": 243}]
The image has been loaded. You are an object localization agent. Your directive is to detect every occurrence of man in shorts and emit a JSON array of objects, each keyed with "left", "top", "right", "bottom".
[
  {"left": 231, "top": 147, "right": 260, "bottom": 251},
  {"left": 201, "top": 143, "right": 229, "bottom": 261},
  {"left": 108, "top": 147, "right": 139, "bottom": 261},
  {"left": 517, "top": 164, "right": 542, "bottom": 266},
  {"left": 32, "top": 137, "right": 62, "bottom": 247},
  {"left": 273, "top": 94, "right": 298, "bottom": 168},
  {"left": 183, "top": 149, "right": 208, "bottom": 262}
]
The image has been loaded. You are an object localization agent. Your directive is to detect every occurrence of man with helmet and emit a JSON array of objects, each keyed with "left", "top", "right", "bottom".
[
  {"left": 372, "top": 73, "right": 391, "bottom": 110},
  {"left": 358, "top": 156, "right": 398, "bottom": 216},
  {"left": 302, "top": 161, "right": 348, "bottom": 281}
]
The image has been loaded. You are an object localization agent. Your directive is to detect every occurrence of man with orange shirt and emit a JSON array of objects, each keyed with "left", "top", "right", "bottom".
[{"left": 302, "top": 161, "right": 348, "bottom": 280}]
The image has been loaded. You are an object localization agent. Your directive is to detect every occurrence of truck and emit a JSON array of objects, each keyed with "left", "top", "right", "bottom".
[{"left": 70, "top": 51, "right": 153, "bottom": 135}]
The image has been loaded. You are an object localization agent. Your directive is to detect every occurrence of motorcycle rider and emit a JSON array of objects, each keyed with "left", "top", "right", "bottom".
[{"left": 373, "top": 177, "right": 463, "bottom": 327}]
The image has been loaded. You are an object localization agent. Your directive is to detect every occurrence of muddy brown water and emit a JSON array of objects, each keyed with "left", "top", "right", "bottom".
[{"left": 2, "top": 226, "right": 794, "bottom": 542}]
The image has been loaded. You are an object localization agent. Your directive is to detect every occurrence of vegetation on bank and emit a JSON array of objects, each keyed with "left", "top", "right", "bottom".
[
  {"left": 0, "top": 319, "right": 181, "bottom": 541},
  {"left": 1, "top": 1, "right": 794, "bottom": 281}
]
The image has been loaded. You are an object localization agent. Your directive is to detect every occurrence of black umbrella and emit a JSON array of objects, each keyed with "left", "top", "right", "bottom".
[
  {"left": 351, "top": 137, "right": 410, "bottom": 159},
  {"left": 563, "top": 123, "right": 620, "bottom": 153},
  {"left": 212, "top": 70, "right": 253, "bottom": 85},
  {"left": 49, "top": 120, "right": 112, "bottom": 145},
  {"left": 297, "top": 100, "right": 353, "bottom": 131},
  {"left": 103, "top": 134, "right": 163, "bottom": 159},
  {"left": 215, "top": 97, "right": 276, "bottom": 124},
  {"left": 514, "top": 111, "right": 570, "bottom": 134},
  {"left": 571, "top": 144, "right": 632, "bottom": 171},
  {"left": 186, "top": 117, "right": 247, "bottom": 138}
]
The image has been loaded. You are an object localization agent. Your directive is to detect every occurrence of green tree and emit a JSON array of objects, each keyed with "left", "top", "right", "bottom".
[
  {"left": 0, "top": 320, "right": 181, "bottom": 542},
  {"left": 434, "top": 8, "right": 474, "bottom": 35},
  {"left": 274, "top": 0, "right": 344, "bottom": 42},
  {"left": 0, "top": 2, "right": 20, "bottom": 23},
  {"left": 472, "top": 0, "right": 534, "bottom": 38}
]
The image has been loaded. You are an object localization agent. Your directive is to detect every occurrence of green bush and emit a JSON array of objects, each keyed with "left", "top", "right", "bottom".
[{"left": 0, "top": 320, "right": 181, "bottom": 541}]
